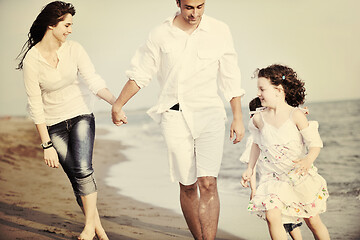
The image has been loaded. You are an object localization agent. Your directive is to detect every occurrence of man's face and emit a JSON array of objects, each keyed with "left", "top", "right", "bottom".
[{"left": 177, "top": 0, "right": 205, "bottom": 26}]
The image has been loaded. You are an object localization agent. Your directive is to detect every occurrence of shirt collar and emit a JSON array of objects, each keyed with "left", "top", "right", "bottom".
[
  {"left": 165, "top": 12, "right": 210, "bottom": 32},
  {"left": 197, "top": 14, "right": 210, "bottom": 32}
]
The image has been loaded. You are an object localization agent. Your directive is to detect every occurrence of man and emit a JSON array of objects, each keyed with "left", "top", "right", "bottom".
[{"left": 112, "top": 0, "right": 245, "bottom": 239}]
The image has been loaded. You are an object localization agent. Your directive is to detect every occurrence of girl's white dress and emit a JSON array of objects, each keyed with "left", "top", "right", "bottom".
[{"left": 248, "top": 108, "right": 329, "bottom": 223}]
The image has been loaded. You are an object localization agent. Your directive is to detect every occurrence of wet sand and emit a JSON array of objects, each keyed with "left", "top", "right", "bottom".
[{"left": 0, "top": 117, "right": 242, "bottom": 240}]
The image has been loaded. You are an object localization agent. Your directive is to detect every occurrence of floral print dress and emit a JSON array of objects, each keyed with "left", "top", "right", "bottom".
[{"left": 248, "top": 109, "right": 329, "bottom": 224}]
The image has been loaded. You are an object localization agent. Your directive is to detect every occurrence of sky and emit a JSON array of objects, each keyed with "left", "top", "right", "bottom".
[{"left": 0, "top": 0, "right": 359, "bottom": 116}]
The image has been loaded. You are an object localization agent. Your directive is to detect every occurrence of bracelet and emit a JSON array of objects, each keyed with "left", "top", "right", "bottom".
[{"left": 41, "top": 140, "right": 53, "bottom": 149}]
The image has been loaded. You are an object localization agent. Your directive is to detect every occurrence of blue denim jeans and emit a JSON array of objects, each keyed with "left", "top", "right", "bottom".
[{"left": 48, "top": 113, "right": 97, "bottom": 206}]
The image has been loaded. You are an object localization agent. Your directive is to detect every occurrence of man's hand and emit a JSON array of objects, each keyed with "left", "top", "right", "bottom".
[
  {"left": 230, "top": 119, "right": 245, "bottom": 144},
  {"left": 112, "top": 107, "right": 127, "bottom": 126},
  {"left": 110, "top": 79, "right": 140, "bottom": 126}
]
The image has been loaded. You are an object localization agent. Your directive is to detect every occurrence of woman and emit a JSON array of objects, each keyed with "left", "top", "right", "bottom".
[{"left": 17, "top": 1, "right": 124, "bottom": 239}]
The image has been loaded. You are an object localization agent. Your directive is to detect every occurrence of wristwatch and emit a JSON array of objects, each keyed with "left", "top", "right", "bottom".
[{"left": 41, "top": 140, "right": 53, "bottom": 149}]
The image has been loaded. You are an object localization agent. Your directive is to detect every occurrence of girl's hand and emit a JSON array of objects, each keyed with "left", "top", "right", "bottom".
[
  {"left": 293, "top": 157, "right": 312, "bottom": 176},
  {"left": 44, "top": 147, "right": 59, "bottom": 168},
  {"left": 241, "top": 168, "right": 253, "bottom": 188},
  {"left": 250, "top": 189, "right": 256, "bottom": 200}
]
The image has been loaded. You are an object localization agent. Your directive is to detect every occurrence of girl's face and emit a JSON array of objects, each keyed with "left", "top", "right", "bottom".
[
  {"left": 51, "top": 13, "right": 73, "bottom": 43},
  {"left": 257, "top": 77, "right": 281, "bottom": 107}
]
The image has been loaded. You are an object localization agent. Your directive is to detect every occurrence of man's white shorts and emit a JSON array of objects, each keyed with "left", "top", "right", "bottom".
[{"left": 160, "top": 110, "right": 225, "bottom": 185}]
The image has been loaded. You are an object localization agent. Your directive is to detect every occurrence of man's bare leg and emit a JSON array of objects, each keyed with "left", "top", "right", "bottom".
[
  {"left": 198, "top": 176, "right": 220, "bottom": 240},
  {"left": 180, "top": 182, "right": 202, "bottom": 240}
]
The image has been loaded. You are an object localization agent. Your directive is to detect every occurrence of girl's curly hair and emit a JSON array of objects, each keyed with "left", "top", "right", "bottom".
[{"left": 256, "top": 64, "right": 306, "bottom": 107}]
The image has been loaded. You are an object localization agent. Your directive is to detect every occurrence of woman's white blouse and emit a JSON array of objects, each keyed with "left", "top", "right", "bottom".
[{"left": 23, "top": 40, "right": 107, "bottom": 126}]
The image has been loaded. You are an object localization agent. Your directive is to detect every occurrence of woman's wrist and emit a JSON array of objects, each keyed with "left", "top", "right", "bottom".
[{"left": 41, "top": 140, "right": 53, "bottom": 149}]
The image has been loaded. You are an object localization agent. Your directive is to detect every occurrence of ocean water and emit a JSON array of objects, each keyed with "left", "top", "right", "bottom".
[{"left": 95, "top": 99, "right": 360, "bottom": 240}]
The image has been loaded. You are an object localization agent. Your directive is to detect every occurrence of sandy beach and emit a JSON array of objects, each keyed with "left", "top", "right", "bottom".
[{"left": 0, "top": 117, "right": 242, "bottom": 240}]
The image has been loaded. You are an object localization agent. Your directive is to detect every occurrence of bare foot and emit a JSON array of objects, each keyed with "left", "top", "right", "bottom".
[
  {"left": 96, "top": 227, "right": 109, "bottom": 240},
  {"left": 78, "top": 233, "right": 95, "bottom": 240},
  {"left": 78, "top": 226, "right": 95, "bottom": 240}
]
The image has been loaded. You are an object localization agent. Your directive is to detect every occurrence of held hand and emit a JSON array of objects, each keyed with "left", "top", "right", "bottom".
[
  {"left": 44, "top": 147, "right": 59, "bottom": 168},
  {"left": 111, "top": 107, "right": 127, "bottom": 126},
  {"left": 241, "top": 168, "right": 253, "bottom": 188},
  {"left": 293, "top": 157, "right": 312, "bottom": 176},
  {"left": 230, "top": 119, "right": 245, "bottom": 144}
]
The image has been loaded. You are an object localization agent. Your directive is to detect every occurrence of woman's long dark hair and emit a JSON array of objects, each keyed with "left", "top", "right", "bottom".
[
  {"left": 16, "top": 1, "right": 75, "bottom": 70},
  {"left": 256, "top": 64, "right": 306, "bottom": 107}
]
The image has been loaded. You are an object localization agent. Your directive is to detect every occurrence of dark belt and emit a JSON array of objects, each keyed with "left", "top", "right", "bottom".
[{"left": 170, "top": 103, "right": 180, "bottom": 111}]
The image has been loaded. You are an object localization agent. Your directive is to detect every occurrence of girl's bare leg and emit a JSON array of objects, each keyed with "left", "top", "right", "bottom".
[
  {"left": 266, "top": 208, "right": 287, "bottom": 240},
  {"left": 289, "top": 227, "right": 303, "bottom": 240},
  {"left": 304, "top": 215, "right": 330, "bottom": 240}
]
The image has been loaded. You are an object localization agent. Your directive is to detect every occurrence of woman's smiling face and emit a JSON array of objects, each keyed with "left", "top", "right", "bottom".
[{"left": 51, "top": 13, "right": 73, "bottom": 43}]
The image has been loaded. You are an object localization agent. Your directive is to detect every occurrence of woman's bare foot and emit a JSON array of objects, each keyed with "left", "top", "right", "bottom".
[
  {"left": 78, "top": 225, "right": 95, "bottom": 240},
  {"left": 95, "top": 227, "right": 109, "bottom": 240}
]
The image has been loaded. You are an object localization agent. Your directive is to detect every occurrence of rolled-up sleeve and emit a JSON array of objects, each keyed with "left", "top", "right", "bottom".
[
  {"left": 126, "top": 32, "right": 160, "bottom": 89},
  {"left": 76, "top": 42, "right": 107, "bottom": 95},
  {"left": 23, "top": 58, "right": 46, "bottom": 124},
  {"left": 218, "top": 25, "right": 245, "bottom": 102}
]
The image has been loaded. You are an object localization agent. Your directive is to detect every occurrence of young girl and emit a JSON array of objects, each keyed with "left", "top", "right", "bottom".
[
  {"left": 17, "top": 1, "right": 120, "bottom": 239},
  {"left": 240, "top": 97, "right": 303, "bottom": 240},
  {"left": 241, "top": 64, "right": 330, "bottom": 240}
]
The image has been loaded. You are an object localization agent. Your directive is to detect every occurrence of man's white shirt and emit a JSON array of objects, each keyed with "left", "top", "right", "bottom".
[{"left": 126, "top": 13, "right": 245, "bottom": 138}]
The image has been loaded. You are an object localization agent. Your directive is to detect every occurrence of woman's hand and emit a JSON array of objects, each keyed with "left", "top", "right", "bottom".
[
  {"left": 241, "top": 168, "right": 253, "bottom": 188},
  {"left": 111, "top": 107, "right": 127, "bottom": 126},
  {"left": 44, "top": 147, "right": 59, "bottom": 168},
  {"left": 293, "top": 157, "right": 312, "bottom": 176}
]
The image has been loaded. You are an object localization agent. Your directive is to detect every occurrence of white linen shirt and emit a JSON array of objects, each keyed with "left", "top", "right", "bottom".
[
  {"left": 126, "top": 14, "right": 245, "bottom": 138},
  {"left": 23, "top": 40, "right": 107, "bottom": 126}
]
